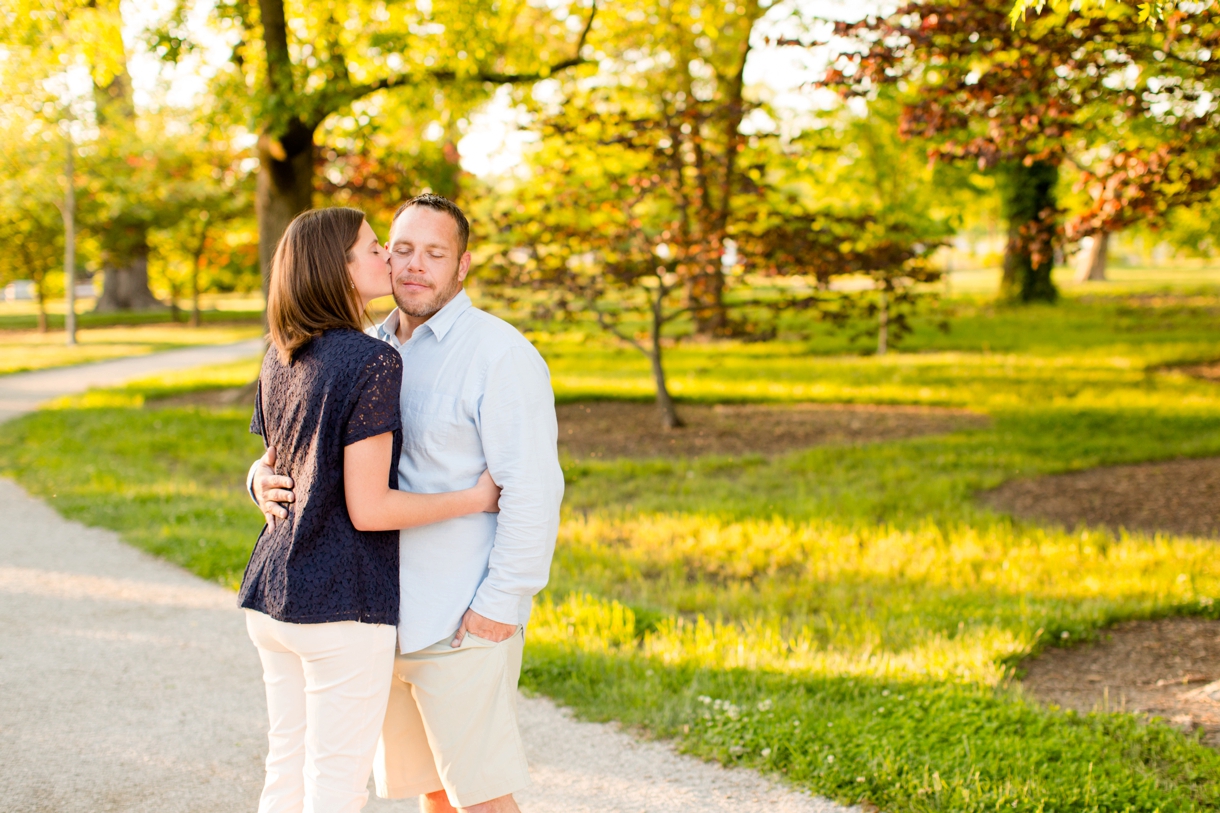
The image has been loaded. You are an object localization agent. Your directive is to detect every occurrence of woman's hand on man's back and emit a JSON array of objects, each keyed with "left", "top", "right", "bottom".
[{"left": 473, "top": 470, "right": 502, "bottom": 513}]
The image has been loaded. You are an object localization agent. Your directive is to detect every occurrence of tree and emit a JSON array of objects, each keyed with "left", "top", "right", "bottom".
[
  {"left": 86, "top": 2, "right": 166, "bottom": 312},
  {"left": 1, "top": 0, "right": 196, "bottom": 313},
  {"left": 0, "top": 130, "right": 66, "bottom": 332},
  {"left": 815, "top": 0, "right": 1220, "bottom": 302},
  {"left": 154, "top": 0, "right": 598, "bottom": 295},
  {"left": 480, "top": 64, "right": 953, "bottom": 426},
  {"left": 511, "top": 0, "right": 766, "bottom": 337},
  {"left": 481, "top": 146, "right": 695, "bottom": 428},
  {"left": 147, "top": 135, "right": 255, "bottom": 326},
  {"left": 0, "top": 4, "right": 94, "bottom": 335}
]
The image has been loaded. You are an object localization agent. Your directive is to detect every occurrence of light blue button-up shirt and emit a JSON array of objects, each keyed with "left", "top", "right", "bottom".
[{"left": 371, "top": 290, "right": 564, "bottom": 653}]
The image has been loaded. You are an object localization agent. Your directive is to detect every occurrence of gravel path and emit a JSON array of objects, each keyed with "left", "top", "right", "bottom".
[{"left": 0, "top": 345, "right": 856, "bottom": 813}]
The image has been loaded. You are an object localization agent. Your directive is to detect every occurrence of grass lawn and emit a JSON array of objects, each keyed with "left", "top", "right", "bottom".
[
  {"left": 0, "top": 323, "right": 264, "bottom": 376},
  {"left": 3, "top": 290, "right": 1220, "bottom": 810}
]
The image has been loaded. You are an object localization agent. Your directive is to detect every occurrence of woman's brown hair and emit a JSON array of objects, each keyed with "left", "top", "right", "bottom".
[{"left": 267, "top": 207, "right": 366, "bottom": 364}]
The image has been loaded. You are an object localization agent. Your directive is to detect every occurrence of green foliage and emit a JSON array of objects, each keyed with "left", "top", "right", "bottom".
[
  {"left": 1011, "top": 0, "right": 1219, "bottom": 27},
  {"left": 0, "top": 120, "right": 67, "bottom": 327}
]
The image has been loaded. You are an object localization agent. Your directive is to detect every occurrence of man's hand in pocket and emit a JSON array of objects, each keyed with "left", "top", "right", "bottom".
[{"left": 451, "top": 608, "right": 516, "bottom": 647}]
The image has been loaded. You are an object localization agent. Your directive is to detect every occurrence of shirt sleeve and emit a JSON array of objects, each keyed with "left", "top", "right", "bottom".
[
  {"left": 344, "top": 346, "right": 404, "bottom": 447},
  {"left": 469, "top": 344, "right": 565, "bottom": 625},
  {"left": 249, "top": 379, "right": 265, "bottom": 438}
]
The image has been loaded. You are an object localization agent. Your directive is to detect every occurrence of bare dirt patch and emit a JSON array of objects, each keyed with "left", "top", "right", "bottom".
[
  {"left": 1162, "top": 360, "right": 1220, "bottom": 384},
  {"left": 147, "top": 386, "right": 255, "bottom": 410},
  {"left": 555, "top": 401, "right": 988, "bottom": 460},
  {"left": 980, "top": 457, "right": 1220, "bottom": 540},
  {"left": 1022, "top": 617, "right": 1220, "bottom": 746},
  {"left": 151, "top": 389, "right": 988, "bottom": 460}
]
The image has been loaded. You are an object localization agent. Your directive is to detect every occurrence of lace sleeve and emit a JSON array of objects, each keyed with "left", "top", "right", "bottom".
[{"left": 344, "top": 346, "right": 403, "bottom": 447}]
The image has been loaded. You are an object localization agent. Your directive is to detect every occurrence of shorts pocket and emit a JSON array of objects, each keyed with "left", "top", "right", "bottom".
[{"left": 462, "top": 626, "right": 521, "bottom": 648}]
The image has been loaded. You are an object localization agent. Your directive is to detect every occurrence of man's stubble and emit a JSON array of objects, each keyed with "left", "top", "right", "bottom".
[{"left": 392, "top": 266, "right": 464, "bottom": 319}]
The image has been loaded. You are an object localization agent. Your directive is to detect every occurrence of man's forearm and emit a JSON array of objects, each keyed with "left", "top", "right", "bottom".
[
  {"left": 245, "top": 458, "right": 261, "bottom": 505},
  {"left": 470, "top": 344, "right": 564, "bottom": 624}
]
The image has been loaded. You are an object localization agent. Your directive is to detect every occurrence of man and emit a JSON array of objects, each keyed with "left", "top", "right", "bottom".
[{"left": 251, "top": 194, "right": 564, "bottom": 813}]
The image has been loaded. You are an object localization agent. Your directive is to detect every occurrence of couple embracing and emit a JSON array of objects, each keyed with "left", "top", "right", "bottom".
[{"left": 240, "top": 194, "right": 564, "bottom": 813}]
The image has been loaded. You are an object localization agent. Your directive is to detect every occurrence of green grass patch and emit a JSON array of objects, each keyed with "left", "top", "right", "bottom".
[
  {"left": 4, "top": 292, "right": 1220, "bottom": 810},
  {"left": 0, "top": 323, "right": 264, "bottom": 376},
  {"left": 0, "top": 308, "right": 263, "bottom": 332}
]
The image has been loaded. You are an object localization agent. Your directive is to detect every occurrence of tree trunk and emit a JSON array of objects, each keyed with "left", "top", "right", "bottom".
[
  {"left": 689, "top": 3, "right": 757, "bottom": 338},
  {"left": 190, "top": 264, "right": 202, "bottom": 328},
  {"left": 687, "top": 267, "right": 727, "bottom": 337},
  {"left": 999, "top": 160, "right": 1059, "bottom": 303},
  {"left": 63, "top": 131, "right": 76, "bottom": 346},
  {"left": 1074, "top": 232, "right": 1109, "bottom": 283},
  {"left": 877, "top": 289, "right": 889, "bottom": 356},
  {"left": 256, "top": 134, "right": 316, "bottom": 297},
  {"left": 35, "top": 279, "right": 48, "bottom": 334},
  {"left": 88, "top": 14, "right": 165, "bottom": 315},
  {"left": 94, "top": 243, "right": 165, "bottom": 312},
  {"left": 255, "top": 0, "right": 316, "bottom": 295},
  {"left": 650, "top": 285, "right": 683, "bottom": 429}
]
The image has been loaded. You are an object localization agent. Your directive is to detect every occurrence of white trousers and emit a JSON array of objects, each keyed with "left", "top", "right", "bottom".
[{"left": 246, "top": 610, "right": 398, "bottom": 813}]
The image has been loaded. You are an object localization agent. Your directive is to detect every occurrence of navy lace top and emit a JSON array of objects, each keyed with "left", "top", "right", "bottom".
[{"left": 239, "top": 328, "right": 404, "bottom": 625}]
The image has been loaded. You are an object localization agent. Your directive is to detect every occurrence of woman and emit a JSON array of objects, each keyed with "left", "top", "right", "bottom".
[{"left": 239, "top": 207, "right": 499, "bottom": 813}]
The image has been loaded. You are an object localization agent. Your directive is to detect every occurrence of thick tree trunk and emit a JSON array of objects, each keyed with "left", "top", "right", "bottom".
[
  {"left": 254, "top": 0, "right": 315, "bottom": 294},
  {"left": 1074, "top": 232, "right": 1109, "bottom": 283},
  {"left": 89, "top": 19, "right": 164, "bottom": 315},
  {"left": 999, "top": 160, "right": 1059, "bottom": 303},
  {"left": 256, "top": 135, "right": 316, "bottom": 296},
  {"left": 95, "top": 241, "right": 165, "bottom": 311},
  {"left": 94, "top": 244, "right": 165, "bottom": 312}
]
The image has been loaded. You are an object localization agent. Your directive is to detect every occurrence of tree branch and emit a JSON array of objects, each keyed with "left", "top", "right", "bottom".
[
  {"left": 315, "top": 0, "right": 598, "bottom": 128},
  {"left": 593, "top": 306, "right": 648, "bottom": 355}
]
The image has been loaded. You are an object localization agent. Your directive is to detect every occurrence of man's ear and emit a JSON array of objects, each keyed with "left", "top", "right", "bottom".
[{"left": 456, "top": 251, "right": 473, "bottom": 283}]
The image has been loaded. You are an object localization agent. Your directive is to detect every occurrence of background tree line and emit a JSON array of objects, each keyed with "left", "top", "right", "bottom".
[{"left": 2, "top": 0, "right": 1219, "bottom": 423}]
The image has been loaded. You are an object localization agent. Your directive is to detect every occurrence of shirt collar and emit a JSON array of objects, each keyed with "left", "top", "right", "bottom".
[
  {"left": 373, "top": 310, "right": 403, "bottom": 348},
  {"left": 422, "top": 289, "right": 472, "bottom": 342},
  {"left": 373, "top": 289, "right": 472, "bottom": 348}
]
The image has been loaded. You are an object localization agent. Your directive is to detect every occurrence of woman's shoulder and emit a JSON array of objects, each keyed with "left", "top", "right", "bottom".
[
  {"left": 315, "top": 328, "right": 395, "bottom": 356},
  {"left": 314, "top": 329, "right": 402, "bottom": 378}
]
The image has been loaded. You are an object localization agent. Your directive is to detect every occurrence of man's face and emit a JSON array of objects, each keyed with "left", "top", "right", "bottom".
[{"left": 387, "top": 206, "right": 471, "bottom": 319}]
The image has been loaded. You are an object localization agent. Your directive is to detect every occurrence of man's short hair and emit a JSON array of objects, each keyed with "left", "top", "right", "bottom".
[{"left": 392, "top": 193, "right": 470, "bottom": 254}]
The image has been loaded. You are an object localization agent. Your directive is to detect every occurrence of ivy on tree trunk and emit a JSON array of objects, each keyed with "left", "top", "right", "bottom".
[{"left": 999, "top": 160, "right": 1059, "bottom": 303}]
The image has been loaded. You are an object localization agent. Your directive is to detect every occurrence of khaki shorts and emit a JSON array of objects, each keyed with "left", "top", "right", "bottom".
[{"left": 373, "top": 626, "right": 530, "bottom": 808}]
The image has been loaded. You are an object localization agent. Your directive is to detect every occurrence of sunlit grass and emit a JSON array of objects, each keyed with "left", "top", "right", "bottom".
[{"left": 0, "top": 324, "right": 263, "bottom": 376}]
